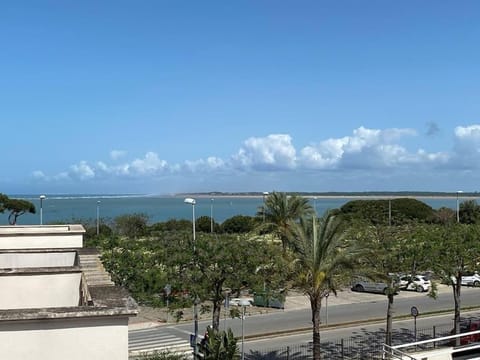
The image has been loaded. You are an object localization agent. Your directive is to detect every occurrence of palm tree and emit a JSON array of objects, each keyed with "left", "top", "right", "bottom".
[
  {"left": 199, "top": 328, "right": 239, "bottom": 360},
  {"left": 288, "top": 212, "right": 356, "bottom": 360},
  {"left": 257, "top": 192, "right": 314, "bottom": 249}
]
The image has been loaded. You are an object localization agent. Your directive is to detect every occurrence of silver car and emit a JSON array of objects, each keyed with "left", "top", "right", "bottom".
[
  {"left": 351, "top": 279, "right": 389, "bottom": 294},
  {"left": 459, "top": 272, "right": 480, "bottom": 286}
]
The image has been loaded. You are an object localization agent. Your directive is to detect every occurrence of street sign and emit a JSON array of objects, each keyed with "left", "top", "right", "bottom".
[
  {"left": 164, "top": 284, "right": 171, "bottom": 296},
  {"left": 411, "top": 306, "right": 419, "bottom": 342}
]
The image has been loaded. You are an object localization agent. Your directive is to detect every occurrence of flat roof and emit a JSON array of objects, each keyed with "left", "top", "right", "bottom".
[{"left": 0, "top": 286, "right": 138, "bottom": 322}]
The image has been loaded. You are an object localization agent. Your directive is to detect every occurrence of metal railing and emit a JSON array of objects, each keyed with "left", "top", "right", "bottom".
[{"left": 245, "top": 323, "right": 454, "bottom": 359}]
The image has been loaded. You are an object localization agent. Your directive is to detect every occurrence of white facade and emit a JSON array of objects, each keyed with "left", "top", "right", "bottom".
[
  {"left": 0, "top": 317, "right": 129, "bottom": 360},
  {"left": 0, "top": 224, "right": 137, "bottom": 360}
]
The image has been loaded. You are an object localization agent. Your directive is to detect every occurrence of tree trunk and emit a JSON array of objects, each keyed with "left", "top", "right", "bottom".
[
  {"left": 385, "top": 293, "right": 394, "bottom": 346},
  {"left": 310, "top": 295, "right": 322, "bottom": 360},
  {"left": 453, "top": 275, "right": 462, "bottom": 346},
  {"left": 212, "top": 300, "right": 221, "bottom": 331},
  {"left": 212, "top": 282, "right": 225, "bottom": 331}
]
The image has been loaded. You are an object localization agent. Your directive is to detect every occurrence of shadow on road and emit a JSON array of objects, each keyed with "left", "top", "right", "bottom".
[{"left": 245, "top": 315, "right": 480, "bottom": 359}]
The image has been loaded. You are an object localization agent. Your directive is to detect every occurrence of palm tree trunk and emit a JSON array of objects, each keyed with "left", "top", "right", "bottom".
[{"left": 310, "top": 295, "right": 322, "bottom": 360}]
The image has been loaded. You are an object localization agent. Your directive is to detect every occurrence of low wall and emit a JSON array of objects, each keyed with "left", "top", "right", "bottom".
[
  {"left": 0, "top": 272, "right": 82, "bottom": 309},
  {"left": 0, "top": 252, "right": 76, "bottom": 268},
  {"left": 0, "top": 225, "right": 85, "bottom": 249}
]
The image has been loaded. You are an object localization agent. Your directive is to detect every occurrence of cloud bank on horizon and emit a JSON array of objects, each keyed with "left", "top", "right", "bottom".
[{"left": 28, "top": 124, "right": 480, "bottom": 194}]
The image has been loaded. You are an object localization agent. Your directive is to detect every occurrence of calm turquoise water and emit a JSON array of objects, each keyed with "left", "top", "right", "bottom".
[{"left": 4, "top": 194, "right": 462, "bottom": 226}]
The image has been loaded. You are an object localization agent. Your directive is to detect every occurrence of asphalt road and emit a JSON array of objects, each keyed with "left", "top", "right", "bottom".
[
  {"left": 129, "top": 285, "right": 480, "bottom": 353},
  {"left": 204, "top": 286, "right": 480, "bottom": 338}
]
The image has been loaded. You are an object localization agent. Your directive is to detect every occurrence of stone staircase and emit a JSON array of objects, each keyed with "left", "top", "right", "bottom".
[{"left": 78, "top": 251, "right": 114, "bottom": 287}]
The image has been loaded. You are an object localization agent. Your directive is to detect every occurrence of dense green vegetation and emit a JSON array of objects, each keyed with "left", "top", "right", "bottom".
[{"left": 72, "top": 193, "right": 480, "bottom": 359}]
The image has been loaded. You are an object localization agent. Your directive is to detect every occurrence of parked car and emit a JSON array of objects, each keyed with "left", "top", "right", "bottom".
[
  {"left": 450, "top": 271, "right": 480, "bottom": 287},
  {"left": 461, "top": 272, "right": 480, "bottom": 287},
  {"left": 351, "top": 279, "right": 389, "bottom": 295},
  {"left": 449, "top": 320, "right": 480, "bottom": 346},
  {"left": 399, "top": 274, "right": 431, "bottom": 292}
]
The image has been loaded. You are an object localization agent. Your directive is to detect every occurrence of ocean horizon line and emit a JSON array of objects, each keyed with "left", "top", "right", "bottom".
[{"left": 9, "top": 190, "right": 480, "bottom": 201}]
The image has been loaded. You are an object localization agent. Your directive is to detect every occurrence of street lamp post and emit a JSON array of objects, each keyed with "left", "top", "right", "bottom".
[
  {"left": 239, "top": 298, "right": 251, "bottom": 360},
  {"left": 96, "top": 201, "right": 101, "bottom": 236},
  {"left": 456, "top": 191, "right": 463, "bottom": 223},
  {"left": 184, "top": 197, "right": 198, "bottom": 357},
  {"left": 325, "top": 292, "right": 329, "bottom": 326},
  {"left": 39, "top": 195, "right": 46, "bottom": 225},
  {"left": 210, "top": 198, "right": 214, "bottom": 233},
  {"left": 262, "top": 192, "right": 269, "bottom": 223},
  {"left": 313, "top": 196, "right": 317, "bottom": 215},
  {"left": 184, "top": 198, "right": 196, "bottom": 244}
]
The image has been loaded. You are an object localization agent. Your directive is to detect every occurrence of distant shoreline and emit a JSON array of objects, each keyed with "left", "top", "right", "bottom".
[{"left": 177, "top": 193, "right": 478, "bottom": 200}]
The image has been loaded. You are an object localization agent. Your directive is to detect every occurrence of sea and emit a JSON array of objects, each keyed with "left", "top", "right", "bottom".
[{"left": 3, "top": 194, "right": 465, "bottom": 226}]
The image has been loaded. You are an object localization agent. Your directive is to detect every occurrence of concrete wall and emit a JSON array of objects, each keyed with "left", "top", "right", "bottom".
[
  {"left": 0, "top": 252, "right": 76, "bottom": 268},
  {"left": 0, "top": 235, "right": 83, "bottom": 249},
  {"left": 0, "top": 316, "right": 129, "bottom": 360},
  {"left": 0, "top": 273, "right": 81, "bottom": 309}
]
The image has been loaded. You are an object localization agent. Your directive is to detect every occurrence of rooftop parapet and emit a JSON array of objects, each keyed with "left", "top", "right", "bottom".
[
  {"left": 0, "top": 224, "right": 85, "bottom": 235},
  {"left": 0, "top": 225, "right": 85, "bottom": 249}
]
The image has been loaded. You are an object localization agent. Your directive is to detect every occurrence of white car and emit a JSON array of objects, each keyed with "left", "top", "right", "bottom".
[
  {"left": 351, "top": 279, "right": 389, "bottom": 294},
  {"left": 399, "top": 275, "right": 431, "bottom": 292},
  {"left": 453, "top": 272, "right": 480, "bottom": 287}
]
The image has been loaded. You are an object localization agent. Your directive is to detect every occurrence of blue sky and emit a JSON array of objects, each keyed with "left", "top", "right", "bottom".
[{"left": 2, "top": 1, "right": 480, "bottom": 195}]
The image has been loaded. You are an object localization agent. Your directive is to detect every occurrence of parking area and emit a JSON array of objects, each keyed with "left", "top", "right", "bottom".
[{"left": 284, "top": 284, "right": 454, "bottom": 311}]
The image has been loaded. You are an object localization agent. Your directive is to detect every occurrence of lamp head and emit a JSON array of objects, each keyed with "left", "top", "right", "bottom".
[
  {"left": 184, "top": 198, "right": 196, "bottom": 205},
  {"left": 39, "top": 195, "right": 46, "bottom": 200},
  {"left": 239, "top": 298, "right": 251, "bottom": 307}
]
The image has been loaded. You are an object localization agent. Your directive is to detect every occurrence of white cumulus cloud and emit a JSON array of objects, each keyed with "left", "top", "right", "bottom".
[
  {"left": 299, "top": 126, "right": 420, "bottom": 169},
  {"left": 30, "top": 124, "right": 480, "bottom": 190},
  {"left": 232, "top": 134, "right": 296, "bottom": 170},
  {"left": 70, "top": 161, "right": 95, "bottom": 180},
  {"left": 130, "top": 152, "right": 168, "bottom": 174},
  {"left": 184, "top": 157, "right": 226, "bottom": 172}
]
